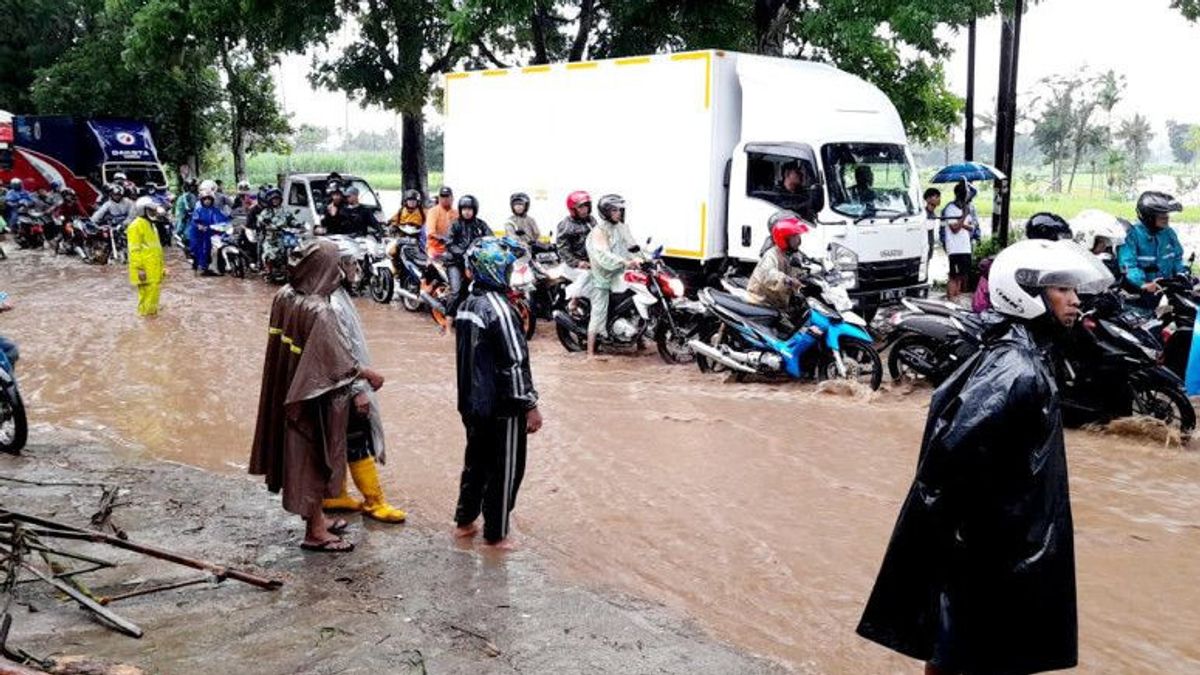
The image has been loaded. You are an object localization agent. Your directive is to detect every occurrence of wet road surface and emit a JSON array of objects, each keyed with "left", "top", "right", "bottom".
[{"left": 2, "top": 248, "right": 1198, "bottom": 672}]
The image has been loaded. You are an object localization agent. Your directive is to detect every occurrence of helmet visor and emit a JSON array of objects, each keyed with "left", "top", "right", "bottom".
[{"left": 1016, "top": 241, "right": 1114, "bottom": 295}]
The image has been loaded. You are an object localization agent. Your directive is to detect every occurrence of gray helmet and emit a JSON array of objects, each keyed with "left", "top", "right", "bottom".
[{"left": 597, "top": 194, "right": 626, "bottom": 222}]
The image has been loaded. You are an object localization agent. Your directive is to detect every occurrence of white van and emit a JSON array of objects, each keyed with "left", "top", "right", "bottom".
[{"left": 443, "top": 50, "right": 930, "bottom": 313}]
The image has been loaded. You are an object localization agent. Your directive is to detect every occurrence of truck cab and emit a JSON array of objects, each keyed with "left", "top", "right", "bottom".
[
  {"left": 728, "top": 140, "right": 928, "bottom": 312},
  {"left": 279, "top": 173, "right": 387, "bottom": 233}
]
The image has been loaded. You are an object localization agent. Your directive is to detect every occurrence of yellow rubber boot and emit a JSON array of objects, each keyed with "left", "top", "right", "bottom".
[
  {"left": 322, "top": 477, "right": 364, "bottom": 512},
  {"left": 349, "top": 458, "right": 407, "bottom": 523}
]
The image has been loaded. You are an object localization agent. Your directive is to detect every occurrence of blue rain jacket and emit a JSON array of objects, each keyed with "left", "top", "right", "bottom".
[{"left": 1118, "top": 221, "right": 1187, "bottom": 286}]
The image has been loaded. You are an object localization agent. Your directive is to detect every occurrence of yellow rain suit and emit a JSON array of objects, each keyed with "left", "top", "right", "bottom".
[{"left": 127, "top": 216, "right": 165, "bottom": 316}]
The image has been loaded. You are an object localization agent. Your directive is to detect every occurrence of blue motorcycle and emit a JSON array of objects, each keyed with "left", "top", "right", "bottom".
[{"left": 689, "top": 263, "right": 883, "bottom": 389}]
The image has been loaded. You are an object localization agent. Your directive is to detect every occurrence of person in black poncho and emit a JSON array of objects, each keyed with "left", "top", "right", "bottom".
[{"left": 857, "top": 239, "right": 1114, "bottom": 675}]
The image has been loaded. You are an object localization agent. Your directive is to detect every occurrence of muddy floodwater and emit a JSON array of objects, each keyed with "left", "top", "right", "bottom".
[{"left": 3, "top": 249, "right": 1199, "bottom": 672}]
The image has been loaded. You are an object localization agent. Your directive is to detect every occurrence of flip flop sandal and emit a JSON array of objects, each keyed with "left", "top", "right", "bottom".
[
  {"left": 300, "top": 538, "right": 355, "bottom": 553},
  {"left": 327, "top": 519, "right": 349, "bottom": 535}
]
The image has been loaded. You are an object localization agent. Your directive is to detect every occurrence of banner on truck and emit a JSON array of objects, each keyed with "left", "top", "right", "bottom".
[{"left": 87, "top": 120, "right": 159, "bottom": 163}]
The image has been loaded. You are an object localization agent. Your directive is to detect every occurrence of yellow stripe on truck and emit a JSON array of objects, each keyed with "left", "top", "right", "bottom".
[
  {"left": 566, "top": 62, "right": 598, "bottom": 70},
  {"left": 521, "top": 65, "right": 551, "bottom": 74},
  {"left": 616, "top": 56, "right": 651, "bottom": 66},
  {"left": 670, "top": 51, "right": 711, "bottom": 109},
  {"left": 482, "top": 69, "right": 508, "bottom": 77},
  {"left": 665, "top": 202, "right": 707, "bottom": 259}
]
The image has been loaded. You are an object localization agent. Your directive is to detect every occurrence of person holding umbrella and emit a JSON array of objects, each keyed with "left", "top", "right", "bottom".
[{"left": 941, "top": 179, "right": 978, "bottom": 302}]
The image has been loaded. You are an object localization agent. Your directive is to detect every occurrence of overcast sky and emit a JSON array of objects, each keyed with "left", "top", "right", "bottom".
[{"left": 276, "top": 0, "right": 1200, "bottom": 145}]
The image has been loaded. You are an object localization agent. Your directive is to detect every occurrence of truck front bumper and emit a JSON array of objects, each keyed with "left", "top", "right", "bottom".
[{"left": 850, "top": 282, "right": 930, "bottom": 309}]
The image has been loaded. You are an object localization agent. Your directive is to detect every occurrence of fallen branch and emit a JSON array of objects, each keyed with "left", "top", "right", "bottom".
[
  {"left": 0, "top": 476, "right": 110, "bottom": 488},
  {"left": 17, "top": 563, "right": 142, "bottom": 638}
]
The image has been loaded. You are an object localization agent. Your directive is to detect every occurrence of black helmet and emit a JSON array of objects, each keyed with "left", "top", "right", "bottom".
[
  {"left": 1025, "top": 212, "right": 1073, "bottom": 241},
  {"left": 597, "top": 194, "right": 626, "bottom": 222},
  {"left": 510, "top": 192, "right": 530, "bottom": 207},
  {"left": 458, "top": 195, "right": 479, "bottom": 214},
  {"left": 1136, "top": 191, "right": 1182, "bottom": 229},
  {"left": 403, "top": 189, "right": 421, "bottom": 202}
]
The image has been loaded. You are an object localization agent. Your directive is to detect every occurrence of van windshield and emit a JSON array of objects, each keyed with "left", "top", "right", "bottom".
[
  {"left": 105, "top": 165, "right": 166, "bottom": 189},
  {"left": 310, "top": 179, "right": 381, "bottom": 212},
  {"left": 821, "top": 143, "right": 915, "bottom": 220}
]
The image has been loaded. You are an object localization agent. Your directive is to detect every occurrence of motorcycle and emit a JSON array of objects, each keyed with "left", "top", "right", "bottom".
[
  {"left": 14, "top": 207, "right": 47, "bottom": 249},
  {"left": 551, "top": 244, "right": 699, "bottom": 358},
  {"left": 261, "top": 223, "right": 305, "bottom": 284},
  {"left": 524, "top": 242, "right": 571, "bottom": 319},
  {"left": 211, "top": 223, "right": 248, "bottom": 278},
  {"left": 373, "top": 224, "right": 425, "bottom": 311},
  {"left": 56, "top": 216, "right": 90, "bottom": 259},
  {"left": 1154, "top": 275, "right": 1199, "bottom": 382},
  {"left": 689, "top": 260, "right": 883, "bottom": 389},
  {"left": 0, "top": 298, "right": 27, "bottom": 455},
  {"left": 888, "top": 290, "right": 1196, "bottom": 435}
]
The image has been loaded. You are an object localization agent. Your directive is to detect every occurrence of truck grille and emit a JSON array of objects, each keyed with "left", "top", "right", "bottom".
[{"left": 856, "top": 258, "right": 921, "bottom": 292}]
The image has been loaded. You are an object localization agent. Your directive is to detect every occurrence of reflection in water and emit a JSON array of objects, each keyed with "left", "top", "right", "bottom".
[{"left": 2, "top": 249, "right": 1199, "bottom": 671}]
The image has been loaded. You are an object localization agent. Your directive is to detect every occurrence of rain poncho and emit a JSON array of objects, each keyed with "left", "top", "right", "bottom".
[
  {"left": 330, "top": 286, "right": 387, "bottom": 463},
  {"left": 857, "top": 320, "right": 1077, "bottom": 674},
  {"left": 586, "top": 219, "right": 634, "bottom": 291},
  {"left": 126, "top": 215, "right": 165, "bottom": 316},
  {"left": 504, "top": 214, "right": 541, "bottom": 248},
  {"left": 190, "top": 203, "right": 229, "bottom": 271},
  {"left": 250, "top": 240, "right": 359, "bottom": 517},
  {"left": 1117, "top": 220, "right": 1187, "bottom": 286},
  {"left": 746, "top": 248, "right": 799, "bottom": 311}
]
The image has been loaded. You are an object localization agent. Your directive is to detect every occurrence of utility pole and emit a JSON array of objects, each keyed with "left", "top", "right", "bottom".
[
  {"left": 992, "top": 0, "right": 1024, "bottom": 246},
  {"left": 964, "top": 17, "right": 977, "bottom": 162}
]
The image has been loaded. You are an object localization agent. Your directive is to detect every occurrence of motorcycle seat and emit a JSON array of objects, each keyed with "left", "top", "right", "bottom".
[
  {"left": 402, "top": 245, "right": 428, "bottom": 267},
  {"left": 707, "top": 289, "right": 780, "bottom": 323}
]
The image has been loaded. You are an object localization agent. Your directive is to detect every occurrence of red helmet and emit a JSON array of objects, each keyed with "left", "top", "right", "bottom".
[
  {"left": 566, "top": 190, "right": 592, "bottom": 212},
  {"left": 770, "top": 213, "right": 811, "bottom": 250}
]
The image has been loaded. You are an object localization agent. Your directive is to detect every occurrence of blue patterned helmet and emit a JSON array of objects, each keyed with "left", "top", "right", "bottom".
[{"left": 466, "top": 237, "right": 517, "bottom": 290}]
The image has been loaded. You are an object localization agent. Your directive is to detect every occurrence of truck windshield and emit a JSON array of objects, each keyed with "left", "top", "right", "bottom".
[
  {"left": 105, "top": 165, "right": 166, "bottom": 189},
  {"left": 821, "top": 143, "right": 915, "bottom": 220},
  {"left": 310, "top": 179, "right": 381, "bottom": 212}
]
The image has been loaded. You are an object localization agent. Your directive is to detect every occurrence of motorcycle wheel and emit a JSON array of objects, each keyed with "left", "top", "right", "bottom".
[
  {"left": 231, "top": 254, "right": 247, "bottom": 279},
  {"left": 655, "top": 317, "right": 697, "bottom": 365},
  {"left": 554, "top": 299, "right": 588, "bottom": 352},
  {"left": 887, "top": 334, "right": 943, "bottom": 384},
  {"left": 400, "top": 276, "right": 422, "bottom": 312},
  {"left": 1131, "top": 379, "right": 1197, "bottom": 437},
  {"left": 693, "top": 319, "right": 731, "bottom": 373},
  {"left": 822, "top": 337, "right": 883, "bottom": 391},
  {"left": 0, "top": 389, "right": 28, "bottom": 455},
  {"left": 371, "top": 268, "right": 395, "bottom": 304},
  {"left": 91, "top": 242, "right": 111, "bottom": 266}
]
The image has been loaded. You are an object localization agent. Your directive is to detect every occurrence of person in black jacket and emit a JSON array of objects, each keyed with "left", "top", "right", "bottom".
[
  {"left": 338, "top": 186, "right": 378, "bottom": 238},
  {"left": 452, "top": 237, "right": 543, "bottom": 549},
  {"left": 444, "top": 194, "right": 492, "bottom": 318}
]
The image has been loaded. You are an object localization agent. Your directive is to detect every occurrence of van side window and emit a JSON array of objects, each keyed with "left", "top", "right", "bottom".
[
  {"left": 288, "top": 183, "right": 309, "bottom": 207},
  {"left": 745, "top": 152, "right": 821, "bottom": 219}
]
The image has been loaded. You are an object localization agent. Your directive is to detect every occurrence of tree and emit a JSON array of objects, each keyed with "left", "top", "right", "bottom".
[
  {"left": 0, "top": 0, "right": 101, "bottom": 112},
  {"left": 1186, "top": 126, "right": 1200, "bottom": 175},
  {"left": 123, "top": 0, "right": 293, "bottom": 181},
  {"left": 1175, "top": 0, "right": 1200, "bottom": 20},
  {"left": 1116, "top": 114, "right": 1154, "bottom": 189},
  {"left": 29, "top": 2, "right": 224, "bottom": 176},
  {"left": 1166, "top": 120, "right": 1197, "bottom": 165},
  {"left": 293, "top": 125, "right": 330, "bottom": 152}
]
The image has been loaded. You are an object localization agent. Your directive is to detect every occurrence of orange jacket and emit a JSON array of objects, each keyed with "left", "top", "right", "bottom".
[{"left": 424, "top": 205, "right": 457, "bottom": 258}]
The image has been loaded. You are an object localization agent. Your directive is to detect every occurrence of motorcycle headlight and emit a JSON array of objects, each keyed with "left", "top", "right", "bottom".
[
  {"left": 828, "top": 243, "right": 858, "bottom": 289},
  {"left": 826, "top": 287, "right": 854, "bottom": 312}
]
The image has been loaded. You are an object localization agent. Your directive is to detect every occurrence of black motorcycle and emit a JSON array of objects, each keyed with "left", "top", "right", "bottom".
[
  {"left": 887, "top": 294, "right": 1196, "bottom": 435},
  {"left": 13, "top": 206, "right": 47, "bottom": 249}
]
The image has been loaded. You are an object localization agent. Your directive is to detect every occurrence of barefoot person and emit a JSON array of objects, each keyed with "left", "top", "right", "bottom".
[
  {"left": 321, "top": 239, "right": 407, "bottom": 523},
  {"left": 250, "top": 239, "right": 361, "bottom": 553},
  {"left": 452, "top": 237, "right": 543, "bottom": 549},
  {"left": 857, "top": 239, "right": 1113, "bottom": 674}
]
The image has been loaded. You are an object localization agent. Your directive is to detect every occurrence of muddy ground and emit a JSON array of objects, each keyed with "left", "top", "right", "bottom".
[{"left": 2, "top": 429, "right": 781, "bottom": 675}]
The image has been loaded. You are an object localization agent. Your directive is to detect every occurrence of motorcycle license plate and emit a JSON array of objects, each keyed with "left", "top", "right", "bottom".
[
  {"left": 536, "top": 252, "right": 559, "bottom": 263},
  {"left": 880, "top": 289, "right": 903, "bottom": 302}
]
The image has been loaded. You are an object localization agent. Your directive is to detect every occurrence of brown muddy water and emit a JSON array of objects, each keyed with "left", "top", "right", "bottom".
[{"left": 2, "top": 248, "right": 1199, "bottom": 672}]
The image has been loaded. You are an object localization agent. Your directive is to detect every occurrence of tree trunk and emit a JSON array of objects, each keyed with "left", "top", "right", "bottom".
[
  {"left": 529, "top": 2, "right": 551, "bottom": 64},
  {"left": 219, "top": 48, "right": 246, "bottom": 182},
  {"left": 231, "top": 116, "right": 246, "bottom": 183},
  {"left": 754, "top": 0, "right": 796, "bottom": 56},
  {"left": 568, "top": 0, "right": 595, "bottom": 62},
  {"left": 401, "top": 110, "right": 428, "bottom": 198},
  {"left": 1067, "top": 146, "right": 1083, "bottom": 193}
]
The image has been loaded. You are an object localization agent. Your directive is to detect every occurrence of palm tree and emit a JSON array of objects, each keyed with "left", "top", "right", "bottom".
[{"left": 1116, "top": 114, "right": 1154, "bottom": 190}]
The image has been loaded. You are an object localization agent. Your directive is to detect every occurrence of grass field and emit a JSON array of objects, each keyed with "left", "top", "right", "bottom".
[{"left": 235, "top": 151, "right": 1200, "bottom": 221}]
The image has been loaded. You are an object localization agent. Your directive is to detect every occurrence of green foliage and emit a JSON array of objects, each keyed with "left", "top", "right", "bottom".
[
  {"left": 29, "top": 3, "right": 225, "bottom": 174},
  {"left": 0, "top": 0, "right": 100, "bottom": 111},
  {"left": 1116, "top": 114, "right": 1154, "bottom": 189},
  {"left": 293, "top": 125, "right": 330, "bottom": 153},
  {"left": 1174, "top": 0, "right": 1200, "bottom": 20}
]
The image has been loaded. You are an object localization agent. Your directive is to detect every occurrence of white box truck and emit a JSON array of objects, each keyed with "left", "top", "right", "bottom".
[{"left": 443, "top": 49, "right": 930, "bottom": 313}]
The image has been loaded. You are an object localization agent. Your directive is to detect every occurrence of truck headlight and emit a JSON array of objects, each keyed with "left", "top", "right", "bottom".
[
  {"left": 829, "top": 243, "right": 858, "bottom": 289},
  {"left": 919, "top": 257, "right": 929, "bottom": 282}
]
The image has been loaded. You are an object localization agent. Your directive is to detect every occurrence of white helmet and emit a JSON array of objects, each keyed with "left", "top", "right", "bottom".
[
  {"left": 989, "top": 239, "right": 1114, "bottom": 320},
  {"left": 134, "top": 196, "right": 157, "bottom": 218},
  {"left": 199, "top": 179, "right": 217, "bottom": 193},
  {"left": 1071, "top": 209, "right": 1127, "bottom": 248}
]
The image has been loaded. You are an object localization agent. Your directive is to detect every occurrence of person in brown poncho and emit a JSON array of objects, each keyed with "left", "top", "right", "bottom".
[{"left": 250, "top": 239, "right": 362, "bottom": 552}]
